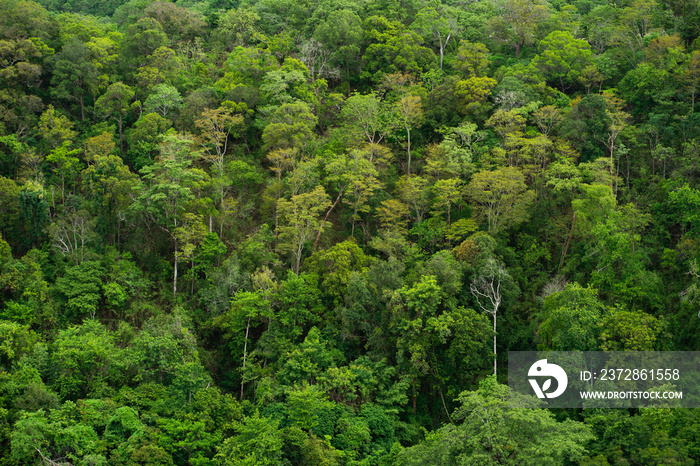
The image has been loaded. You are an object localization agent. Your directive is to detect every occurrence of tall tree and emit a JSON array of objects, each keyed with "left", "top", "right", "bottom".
[
  {"left": 411, "top": 5, "right": 459, "bottom": 70},
  {"left": 49, "top": 38, "right": 100, "bottom": 121},
  {"left": 470, "top": 258, "right": 509, "bottom": 376},
  {"left": 314, "top": 9, "right": 363, "bottom": 83},
  {"left": 94, "top": 82, "right": 136, "bottom": 151},
  {"left": 396, "top": 95, "right": 423, "bottom": 175},
  {"left": 466, "top": 167, "right": 535, "bottom": 234},
  {"left": 131, "top": 133, "right": 207, "bottom": 295},
  {"left": 277, "top": 186, "right": 331, "bottom": 274},
  {"left": 398, "top": 377, "right": 594, "bottom": 465},
  {"left": 491, "top": 0, "right": 551, "bottom": 58}
]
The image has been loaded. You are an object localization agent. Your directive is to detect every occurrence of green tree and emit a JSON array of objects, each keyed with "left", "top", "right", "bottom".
[
  {"left": 215, "top": 412, "right": 284, "bottom": 466},
  {"left": 451, "top": 40, "right": 490, "bottom": 78},
  {"left": 396, "top": 94, "right": 423, "bottom": 175},
  {"left": 466, "top": 167, "right": 535, "bottom": 234},
  {"left": 55, "top": 261, "right": 105, "bottom": 322},
  {"left": 599, "top": 310, "right": 660, "bottom": 351},
  {"left": 37, "top": 105, "right": 77, "bottom": 152},
  {"left": 538, "top": 283, "right": 606, "bottom": 351},
  {"left": 431, "top": 178, "right": 462, "bottom": 226},
  {"left": 143, "top": 83, "right": 182, "bottom": 118},
  {"left": 49, "top": 320, "right": 118, "bottom": 399},
  {"left": 94, "top": 82, "right": 136, "bottom": 151},
  {"left": 454, "top": 76, "right": 497, "bottom": 116},
  {"left": 341, "top": 93, "right": 393, "bottom": 145},
  {"left": 131, "top": 133, "right": 207, "bottom": 295},
  {"left": 361, "top": 15, "right": 436, "bottom": 81},
  {"left": 277, "top": 186, "right": 332, "bottom": 274},
  {"left": 262, "top": 102, "right": 318, "bottom": 153},
  {"left": 45, "top": 142, "right": 80, "bottom": 204},
  {"left": 323, "top": 149, "right": 382, "bottom": 238},
  {"left": 532, "top": 30, "right": 594, "bottom": 91},
  {"left": 215, "top": 7, "right": 263, "bottom": 51},
  {"left": 572, "top": 183, "right": 659, "bottom": 310},
  {"left": 49, "top": 38, "right": 100, "bottom": 121},
  {"left": 398, "top": 377, "right": 594, "bottom": 465},
  {"left": 411, "top": 5, "right": 459, "bottom": 70},
  {"left": 120, "top": 17, "right": 168, "bottom": 69},
  {"left": 490, "top": 0, "right": 551, "bottom": 58},
  {"left": 314, "top": 9, "right": 363, "bottom": 83}
]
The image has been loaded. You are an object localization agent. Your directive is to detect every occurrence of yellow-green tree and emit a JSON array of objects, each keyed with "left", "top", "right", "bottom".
[
  {"left": 277, "top": 186, "right": 331, "bottom": 274},
  {"left": 466, "top": 167, "right": 535, "bottom": 234}
]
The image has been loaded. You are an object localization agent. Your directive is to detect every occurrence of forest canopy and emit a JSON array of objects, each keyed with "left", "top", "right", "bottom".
[{"left": 2, "top": 0, "right": 700, "bottom": 463}]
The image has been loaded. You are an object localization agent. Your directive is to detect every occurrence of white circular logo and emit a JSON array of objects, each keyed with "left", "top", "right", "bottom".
[{"left": 528, "top": 359, "right": 568, "bottom": 399}]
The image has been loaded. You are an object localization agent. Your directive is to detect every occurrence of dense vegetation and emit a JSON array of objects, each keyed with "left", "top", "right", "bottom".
[{"left": 2, "top": 0, "right": 700, "bottom": 463}]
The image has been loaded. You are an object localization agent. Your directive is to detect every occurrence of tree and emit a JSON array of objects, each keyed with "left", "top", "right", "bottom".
[
  {"left": 49, "top": 38, "right": 100, "bottom": 121},
  {"left": 277, "top": 186, "right": 332, "bottom": 274},
  {"left": 389, "top": 274, "right": 491, "bottom": 416},
  {"left": 54, "top": 262, "right": 106, "bottom": 322},
  {"left": 215, "top": 46, "right": 278, "bottom": 89},
  {"left": 135, "top": 46, "right": 184, "bottom": 90},
  {"left": 195, "top": 104, "right": 244, "bottom": 232},
  {"left": 120, "top": 17, "right": 168, "bottom": 69},
  {"left": 143, "top": 83, "right": 182, "bottom": 118},
  {"left": 298, "top": 39, "right": 337, "bottom": 82},
  {"left": 46, "top": 142, "right": 80, "bottom": 204},
  {"left": 396, "top": 95, "right": 423, "bottom": 175},
  {"left": 532, "top": 30, "right": 594, "bottom": 91},
  {"left": 131, "top": 133, "right": 207, "bottom": 295},
  {"left": 466, "top": 167, "right": 535, "bottom": 234},
  {"left": 681, "top": 50, "right": 700, "bottom": 112},
  {"left": 538, "top": 283, "right": 606, "bottom": 351},
  {"left": 397, "top": 174, "right": 430, "bottom": 223},
  {"left": 143, "top": 0, "right": 205, "bottom": 44},
  {"left": 126, "top": 112, "right": 171, "bottom": 168},
  {"left": 262, "top": 101, "right": 318, "bottom": 153},
  {"left": 454, "top": 76, "right": 497, "bottom": 115},
  {"left": 94, "top": 82, "right": 136, "bottom": 151},
  {"left": 314, "top": 9, "right": 363, "bottom": 83},
  {"left": 431, "top": 178, "right": 462, "bottom": 226},
  {"left": 216, "top": 412, "right": 284, "bottom": 465},
  {"left": 47, "top": 209, "right": 96, "bottom": 265},
  {"left": 215, "top": 7, "right": 262, "bottom": 51},
  {"left": 361, "top": 16, "right": 436, "bottom": 81},
  {"left": 470, "top": 258, "right": 509, "bottom": 376},
  {"left": 82, "top": 146, "right": 138, "bottom": 247},
  {"left": 561, "top": 94, "right": 611, "bottom": 163},
  {"left": 491, "top": 0, "right": 550, "bottom": 59},
  {"left": 397, "top": 377, "right": 594, "bottom": 465},
  {"left": 452, "top": 40, "right": 490, "bottom": 78},
  {"left": 411, "top": 6, "right": 459, "bottom": 70},
  {"left": 37, "top": 105, "right": 77, "bottom": 152},
  {"left": 599, "top": 309, "right": 659, "bottom": 351},
  {"left": 322, "top": 149, "right": 382, "bottom": 239},
  {"left": 341, "top": 93, "right": 393, "bottom": 145},
  {"left": 572, "top": 184, "right": 659, "bottom": 310}
]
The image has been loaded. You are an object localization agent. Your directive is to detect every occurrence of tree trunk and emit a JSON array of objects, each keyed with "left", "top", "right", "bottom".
[
  {"left": 241, "top": 316, "right": 251, "bottom": 401},
  {"left": 173, "top": 238, "right": 178, "bottom": 296},
  {"left": 493, "top": 312, "right": 497, "bottom": 377},
  {"left": 406, "top": 127, "right": 412, "bottom": 175},
  {"left": 117, "top": 113, "right": 124, "bottom": 152},
  {"left": 313, "top": 187, "right": 344, "bottom": 252},
  {"left": 558, "top": 211, "right": 576, "bottom": 272}
]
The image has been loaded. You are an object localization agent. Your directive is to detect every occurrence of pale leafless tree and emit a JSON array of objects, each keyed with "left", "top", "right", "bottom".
[
  {"left": 299, "top": 39, "right": 339, "bottom": 81},
  {"left": 470, "top": 258, "right": 508, "bottom": 377},
  {"left": 48, "top": 210, "right": 96, "bottom": 264}
]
